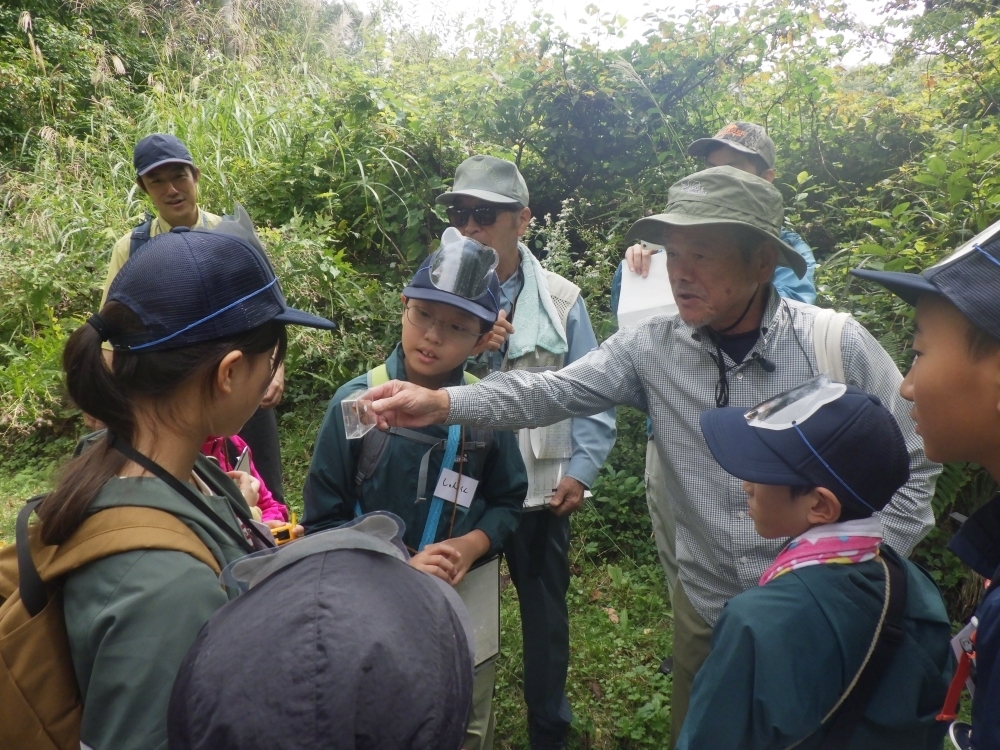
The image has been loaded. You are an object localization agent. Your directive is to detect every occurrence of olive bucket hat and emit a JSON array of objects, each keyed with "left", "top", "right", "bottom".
[{"left": 624, "top": 166, "right": 806, "bottom": 279}]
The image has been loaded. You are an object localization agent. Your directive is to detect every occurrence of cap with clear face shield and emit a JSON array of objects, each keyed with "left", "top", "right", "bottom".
[
  {"left": 402, "top": 226, "right": 502, "bottom": 325},
  {"left": 700, "top": 375, "right": 912, "bottom": 517},
  {"left": 744, "top": 375, "right": 848, "bottom": 431},
  {"left": 428, "top": 227, "right": 499, "bottom": 299}
]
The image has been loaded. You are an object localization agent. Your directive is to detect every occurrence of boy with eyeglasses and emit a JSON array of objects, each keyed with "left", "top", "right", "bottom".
[
  {"left": 676, "top": 378, "right": 953, "bottom": 749},
  {"left": 302, "top": 232, "right": 527, "bottom": 750},
  {"left": 438, "top": 155, "right": 616, "bottom": 750}
]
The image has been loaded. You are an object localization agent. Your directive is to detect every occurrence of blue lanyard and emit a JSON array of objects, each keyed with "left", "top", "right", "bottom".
[{"left": 418, "top": 424, "right": 462, "bottom": 551}]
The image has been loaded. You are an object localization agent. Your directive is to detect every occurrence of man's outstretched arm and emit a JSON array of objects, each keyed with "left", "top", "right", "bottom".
[{"left": 370, "top": 327, "right": 648, "bottom": 431}]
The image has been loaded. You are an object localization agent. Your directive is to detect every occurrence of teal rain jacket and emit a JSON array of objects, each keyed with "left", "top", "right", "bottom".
[
  {"left": 303, "top": 344, "right": 526, "bottom": 553},
  {"left": 676, "top": 546, "right": 954, "bottom": 750}
]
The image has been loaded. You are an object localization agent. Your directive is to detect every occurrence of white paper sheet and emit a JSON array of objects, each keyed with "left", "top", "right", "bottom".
[
  {"left": 530, "top": 420, "right": 573, "bottom": 460},
  {"left": 616, "top": 249, "right": 678, "bottom": 328}
]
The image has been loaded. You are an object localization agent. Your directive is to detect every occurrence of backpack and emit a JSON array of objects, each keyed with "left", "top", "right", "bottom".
[
  {"left": 353, "top": 365, "right": 492, "bottom": 494},
  {"left": 127, "top": 212, "right": 154, "bottom": 258},
  {"left": 0, "top": 498, "right": 220, "bottom": 750}
]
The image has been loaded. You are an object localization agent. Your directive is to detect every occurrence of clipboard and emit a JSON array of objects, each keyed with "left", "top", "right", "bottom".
[{"left": 453, "top": 555, "right": 501, "bottom": 666}]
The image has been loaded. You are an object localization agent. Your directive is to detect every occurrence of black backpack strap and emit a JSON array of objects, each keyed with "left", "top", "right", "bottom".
[
  {"left": 224, "top": 437, "right": 239, "bottom": 472},
  {"left": 16, "top": 497, "right": 48, "bottom": 617},
  {"left": 128, "top": 213, "right": 154, "bottom": 257},
  {"left": 108, "top": 432, "right": 271, "bottom": 551},
  {"left": 353, "top": 426, "right": 494, "bottom": 508},
  {"left": 817, "top": 553, "right": 908, "bottom": 749},
  {"left": 355, "top": 428, "right": 394, "bottom": 487}
]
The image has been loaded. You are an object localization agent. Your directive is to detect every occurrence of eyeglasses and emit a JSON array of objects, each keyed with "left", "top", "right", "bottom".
[
  {"left": 446, "top": 204, "right": 521, "bottom": 228},
  {"left": 405, "top": 304, "right": 483, "bottom": 343}
]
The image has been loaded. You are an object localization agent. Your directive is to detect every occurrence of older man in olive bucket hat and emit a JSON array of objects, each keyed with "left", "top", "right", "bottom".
[{"left": 361, "top": 165, "right": 939, "bottom": 745}]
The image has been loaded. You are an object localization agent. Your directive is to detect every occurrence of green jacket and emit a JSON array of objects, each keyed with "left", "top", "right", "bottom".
[
  {"left": 64, "top": 454, "right": 252, "bottom": 750},
  {"left": 303, "top": 344, "right": 526, "bottom": 554},
  {"left": 676, "top": 546, "right": 954, "bottom": 750}
]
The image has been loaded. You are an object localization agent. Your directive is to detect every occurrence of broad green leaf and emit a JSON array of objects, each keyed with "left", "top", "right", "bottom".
[
  {"left": 858, "top": 242, "right": 887, "bottom": 256},
  {"left": 927, "top": 156, "right": 947, "bottom": 176}
]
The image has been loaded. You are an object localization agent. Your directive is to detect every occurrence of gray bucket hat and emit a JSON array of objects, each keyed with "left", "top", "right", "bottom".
[
  {"left": 624, "top": 166, "right": 806, "bottom": 279},
  {"left": 688, "top": 121, "right": 777, "bottom": 170},
  {"left": 436, "top": 155, "right": 529, "bottom": 206}
]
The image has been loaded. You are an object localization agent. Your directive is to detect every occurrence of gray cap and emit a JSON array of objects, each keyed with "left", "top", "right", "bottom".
[
  {"left": 688, "top": 122, "right": 777, "bottom": 170},
  {"left": 624, "top": 166, "right": 806, "bottom": 279},
  {"left": 436, "top": 155, "right": 529, "bottom": 206}
]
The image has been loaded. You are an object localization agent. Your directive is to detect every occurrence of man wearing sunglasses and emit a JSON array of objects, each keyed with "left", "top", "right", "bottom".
[
  {"left": 366, "top": 165, "right": 938, "bottom": 747},
  {"left": 436, "top": 155, "right": 617, "bottom": 750}
]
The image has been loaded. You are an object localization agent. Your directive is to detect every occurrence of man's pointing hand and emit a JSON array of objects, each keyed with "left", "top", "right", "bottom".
[{"left": 367, "top": 380, "right": 451, "bottom": 429}]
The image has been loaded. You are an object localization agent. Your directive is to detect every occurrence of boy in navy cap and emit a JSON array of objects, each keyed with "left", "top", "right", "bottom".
[
  {"left": 676, "top": 377, "right": 953, "bottom": 749},
  {"left": 303, "top": 231, "right": 527, "bottom": 750},
  {"left": 853, "top": 222, "right": 1000, "bottom": 748}
]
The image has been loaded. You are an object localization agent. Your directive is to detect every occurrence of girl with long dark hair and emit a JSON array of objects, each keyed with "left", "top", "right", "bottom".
[{"left": 37, "top": 223, "right": 333, "bottom": 750}]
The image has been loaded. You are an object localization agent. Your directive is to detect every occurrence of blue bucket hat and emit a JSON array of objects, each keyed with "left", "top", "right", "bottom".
[{"left": 94, "top": 207, "right": 334, "bottom": 352}]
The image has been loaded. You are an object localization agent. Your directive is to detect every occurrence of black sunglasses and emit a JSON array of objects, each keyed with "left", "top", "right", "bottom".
[{"left": 446, "top": 204, "right": 521, "bottom": 228}]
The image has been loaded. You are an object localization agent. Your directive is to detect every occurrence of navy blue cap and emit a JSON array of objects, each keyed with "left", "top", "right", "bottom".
[
  {"left": 134, "top": 133, "right": 195, "bottom": 177},
  {"left": 105, "top": 226, "right": 335, "bottom": 352},
  {"left": 851, "top": 219, "right": 1000, "bottom": 340},
  {"left": 699, "top": 384, "right": 910, "bottom": 514},
  {"left": 402, "top": 249, "right": 501, "bottom": 325}
]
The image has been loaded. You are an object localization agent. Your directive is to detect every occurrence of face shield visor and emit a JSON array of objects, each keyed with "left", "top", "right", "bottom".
[
  {"left": 931, "top": 216, "right": 1000, "bottom": 270},
  {"left": 428, "top": 227, "right": 499, "bottom": 300},
  {"left": 744, "top": 375, "right": 848, "bottom": 431}
]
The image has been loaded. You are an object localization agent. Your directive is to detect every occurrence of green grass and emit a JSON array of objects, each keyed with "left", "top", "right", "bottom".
[
  {"left": 509, "top": 555, "right": 674, "bottom": 749},
  {"left": 0, "top": 432, "right": 77, "bottom": 546}
]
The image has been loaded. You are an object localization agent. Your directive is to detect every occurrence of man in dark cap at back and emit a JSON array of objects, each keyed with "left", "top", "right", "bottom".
[{"left": 167, "top": 514, "right": 475, "bottom": 750}]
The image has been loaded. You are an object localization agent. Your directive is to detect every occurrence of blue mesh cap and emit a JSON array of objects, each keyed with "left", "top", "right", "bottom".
[
  {"left": 851, "top": 217, "right": 1000, "bottom": 340},
  {"left": 134, "top": 133, "right": 195, "bottom": 177},
  {"left": 105, "top": 226, "right": 335, "bottom": 352}
]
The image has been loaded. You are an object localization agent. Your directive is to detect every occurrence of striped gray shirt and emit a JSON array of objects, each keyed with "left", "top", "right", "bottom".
[{"left": 446, "top": 289, "right": 939, "bottom": 624}]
